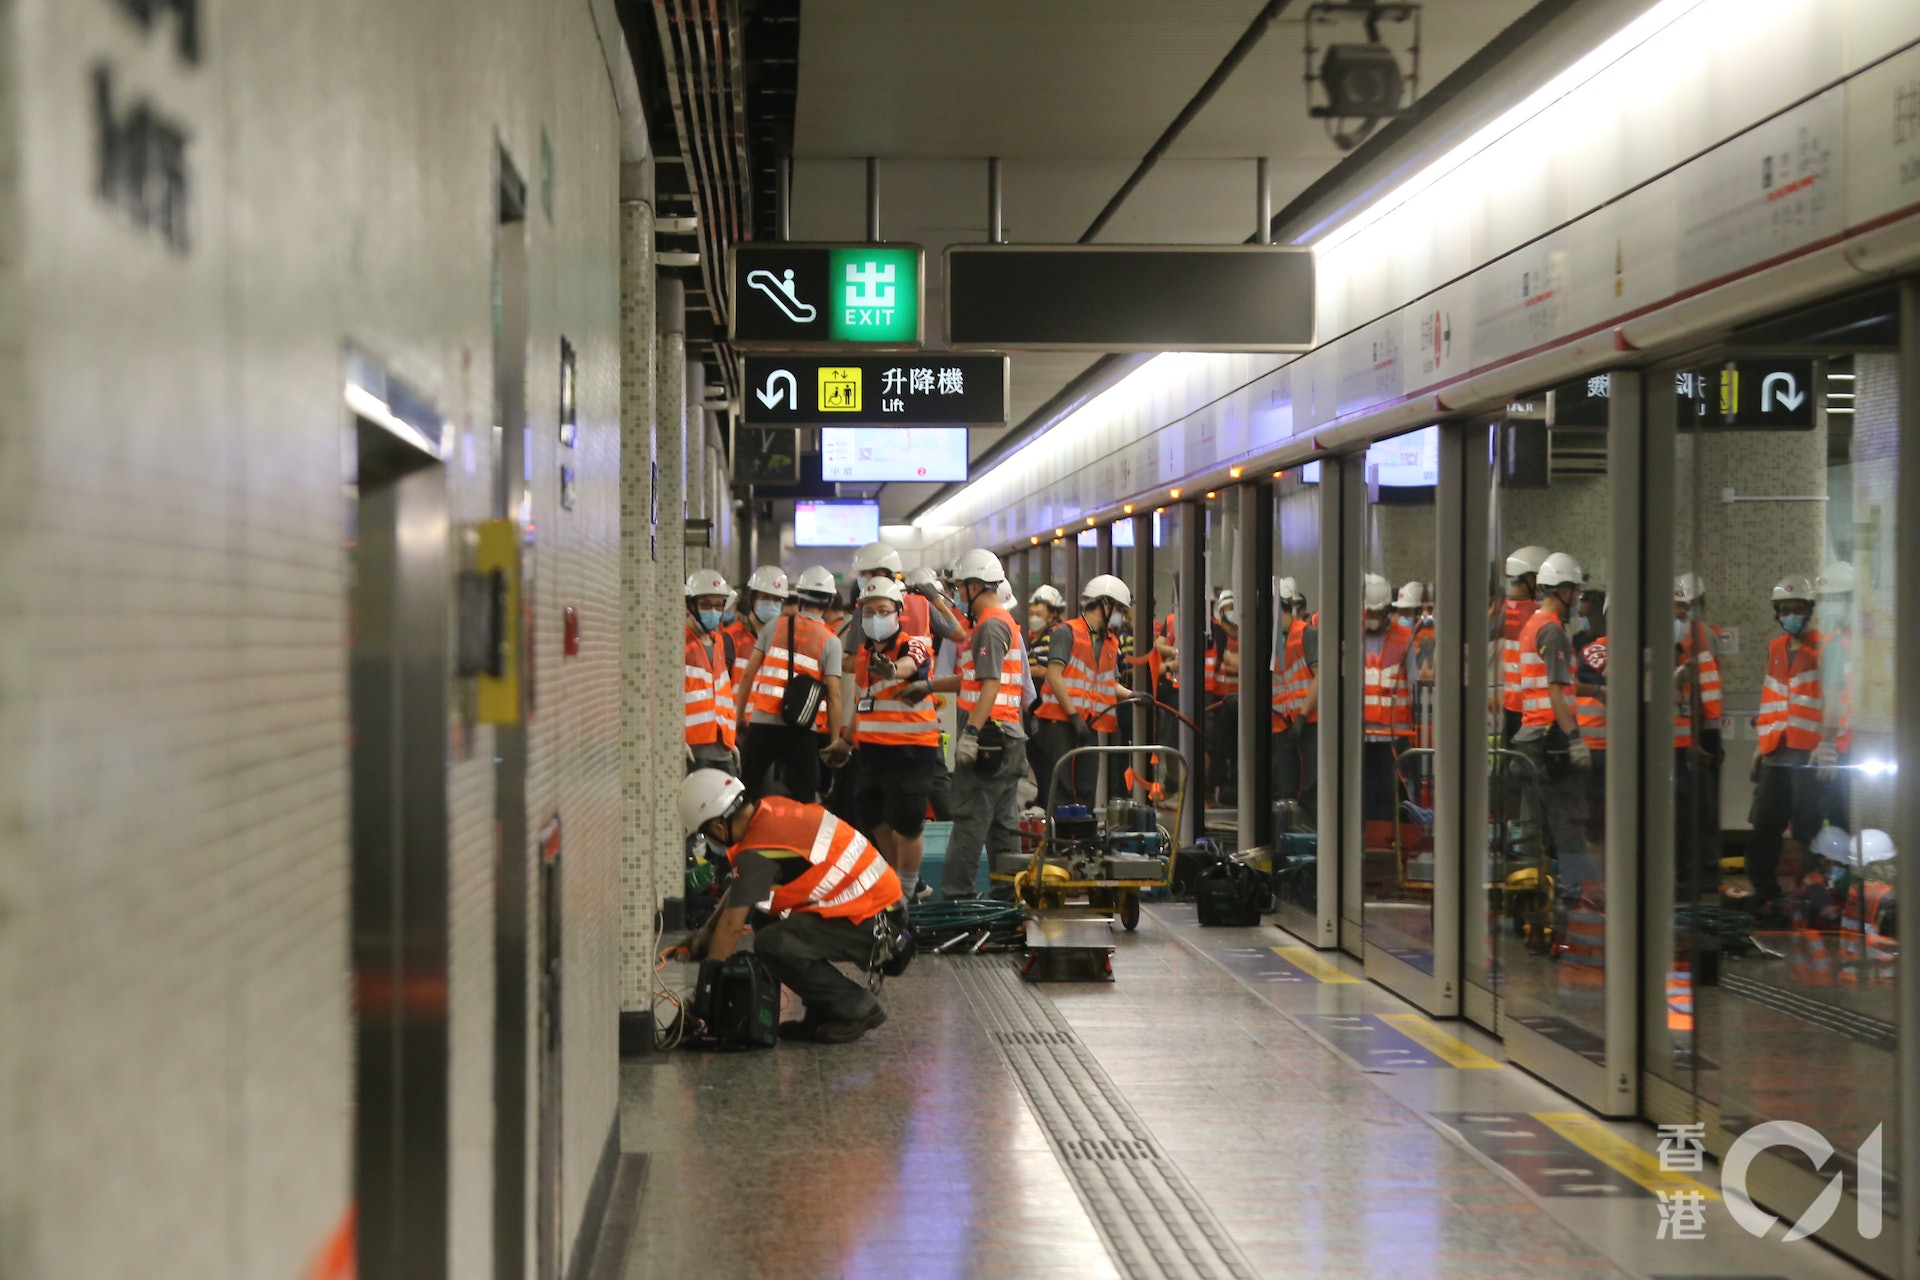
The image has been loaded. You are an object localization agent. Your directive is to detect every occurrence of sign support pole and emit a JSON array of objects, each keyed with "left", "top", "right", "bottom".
[
  {"left": 988, "top": 157, "right": 1003, "bottom": 244},
  {"left": 776, "top": 154, "right": 791, "bottom": 241},
  {"left": 1256, "top": 156, "right": 1271, "bottom": 244},
  {"left": 866, "top": 157, "right": 880, "bottom": 243}
]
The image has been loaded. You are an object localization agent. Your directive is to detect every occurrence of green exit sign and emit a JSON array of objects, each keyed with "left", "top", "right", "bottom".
[{"left": 730, "top": 243, "right": 925, "bottom": 350}]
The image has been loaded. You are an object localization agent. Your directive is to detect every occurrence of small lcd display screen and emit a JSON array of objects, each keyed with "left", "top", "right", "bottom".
[
  {"left": 820, "top": 428, "right": 969, "bottom": 482},
  {"left": 793, "top": 500, "right": 881, "bottom": 547}
]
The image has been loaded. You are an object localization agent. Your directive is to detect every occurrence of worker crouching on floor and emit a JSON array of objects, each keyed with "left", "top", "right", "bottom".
[
  {"left": 929, "top": 549, "right": 1029, "bottom": 899},
  {"left": 824, "top": 576, "right": 948, "bottom": 903},
  {"left": 676, "top": 770, "right": 906, "bottom": 1043}
]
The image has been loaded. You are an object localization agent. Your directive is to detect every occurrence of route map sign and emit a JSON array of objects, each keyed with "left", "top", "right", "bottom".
[
  {"left": 740, "top": 354, "right": 1008, "bottom": 426},
  {"left": 730, "top": 243, "right": 924, "bottom": 349}
]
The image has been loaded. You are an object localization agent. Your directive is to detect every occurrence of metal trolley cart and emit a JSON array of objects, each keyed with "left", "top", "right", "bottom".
[{"left": 994, "top": 745, "right": 1189, "bottom": 935}]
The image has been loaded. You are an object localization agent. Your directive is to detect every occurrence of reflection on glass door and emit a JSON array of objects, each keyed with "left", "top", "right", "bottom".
[
  {"left": 1474, "top": 393, "right": 1618, "bottom": 1087},
  {"left": 1356, "top": 427, "right": 1440, "bottom": 988},
  {"left": 1270, "top": 470, "right": 1323, "bottom": 933},
  {"left": 1647, "top": 297, "right": 1901, "bottom": 1273}
]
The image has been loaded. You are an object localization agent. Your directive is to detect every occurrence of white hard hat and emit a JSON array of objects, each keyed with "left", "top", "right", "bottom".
[
  {"left": 684, "top": 567, "right": 729, "bottom": 599},
  {"left": 1276, "top": 576, "right": 1301, "bottom": 603},
  {"left": 723, "top": 589, "right": 738, "bottom": 613},
  {"left": 858, "top": 576, "right": 905, "bottom": 606},
  {"left": 851, "top": 541, "right": 903, "bottom": 575},
  {"left": 1771, "top": 574, "right": 1815, "bottom": 603},
  {"left": 1811, "top": 826, "right": 1852, "bottom": 862},
  {"left": 1505, "top": 545, "right": 1551, "bottom": 578},
  {"left": 953, "top": 548, "right": 1006, "bottom": 585},
  {"left": 1030, "top": 584, "right": 1067, "bottom": 611},
  {"left": 1215, "top": 589, "right": 1235, "bottom": 618},
  {"left": 678, "top": 768, "right": 747, "bottom": 835},
  {"left": 1674, "top": 572, "right": 1706, "bottom": 604},
  {"left": 903, "top": 565, "right": 939, "bottom": 589},
  {"left": 1362, "top": 574, "right": 1391, "bottom": 611},
  {"left": 1082, "top": 573, "right": 1132, "bottom": 609},
  {"left": 997, "top": 581, "right": 1018, "bottom": 609},
  {"left": 792, "top": 565, "right": 837, "bottom": 601},
  {"left": 1395, "top": 580, "right": 1424, "bottom": 610},
  {"left": 1536, "top": 552, "right": 1584, "bottom": 590},
  {"left": 1816, "top": 561, "right": 1856, "bottom": 595},
  {"left": 1854, "top": 828, "right": 1896, "bottom": 866},
  {"left": 746, "top": 565, "right": 789, "bottom": 599}
]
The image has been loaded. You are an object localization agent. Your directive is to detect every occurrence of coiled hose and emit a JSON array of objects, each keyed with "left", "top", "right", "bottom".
[{"left": 908, "top": 899, "right": 1028, "bottom": 954}]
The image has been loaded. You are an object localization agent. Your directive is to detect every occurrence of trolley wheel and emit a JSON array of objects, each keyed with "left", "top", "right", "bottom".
[{"left": 1120, "top": 892, "right": 1140, "bottom": 932}]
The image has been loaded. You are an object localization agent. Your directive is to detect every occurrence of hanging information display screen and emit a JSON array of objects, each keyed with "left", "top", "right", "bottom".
[
  {"left": 794, "top": 500, "right": 880, "bottom": 547},
  {"left": 821, "top": 427, "right": 969, "bottom": 482}
]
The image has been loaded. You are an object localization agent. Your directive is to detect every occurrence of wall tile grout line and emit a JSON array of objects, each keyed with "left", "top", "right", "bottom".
[{"left": 950, "top": 957, "right": 1263, "bottom": 1280}]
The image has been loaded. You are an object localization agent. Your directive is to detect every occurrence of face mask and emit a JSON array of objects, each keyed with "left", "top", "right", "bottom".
[
  {"left": 1571, "top": 614, "right": 1590, "bottom": 636},
  {"left": 1780, "top": 613, "right": 1807, "bottom": 637},
  {"left": 863, "top": 614, "right": 899, "bottom": 643},
  {"left": 754, "top": 600, "right": 781, "bottom": 625},
  {"left": 720, "top": 609, "right": 736, "bottom": 624},
  {"left": 696, "top": 609, "right": 721, "bottom": 632},
  {"left": 1673, "top": 618, "right": 1689, "bottom": 644},
  {"left": 1819, "top": 598, "right": 1851, "bottom": 623},
  {"left": 1365, "top": 616, "right": 1385, "bottom": 634},
  {"left": 1028, "top": 612, "right": 1046, "bottom": 633}
]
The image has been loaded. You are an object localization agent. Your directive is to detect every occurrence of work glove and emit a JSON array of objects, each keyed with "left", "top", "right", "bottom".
[
  {"left": 1072, "top": 715, "right": 1097, "bottom": 747},
  {"left": 900, "top": 680, "right": 932, "bottom": 706},
  {"left": 955, "top": 727, "right": 981, "bottom": 769},
  {"left": 1673, "top": 661, "right": 1694, "bottom": 688},
  {"left": 820, "top": 737, "right": 853, "bottom": 769},
  {"left": 1568, "top": 737, "right": 1593, "bottom": 771},
  {"left": 907, "top": 580, "right": 939, "bottom": 599},
  {"left": 1810, "top": 739, "right": 1838, "bottom": 779}
]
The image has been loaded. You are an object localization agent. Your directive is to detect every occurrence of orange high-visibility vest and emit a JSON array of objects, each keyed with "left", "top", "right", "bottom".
[
  {"left": 1575, "top": 635, "right": 1607, "bottom": 752},
  {"left": 1830, "top": 629, "right": 1854, "bottom": 753},
  {"left": 684, "top": 625, "right": 737, "bottom": 748},
  {"left": 1758, "top": 631, "right": 1825, "bottom": 754},
  {"left": 1502, "top": 598, "right": 1538, "bottom": 715},
  {"left": 1274, "top": 617, "right": 1318, "bottom": 731},
  {"left": 722, "top": 619, "right": 756, "bottom": 684},
  {"left": 1205, "top": 633, "right": 1240, "bottom": 696},
  {"left": 1036, "top": 617, "right": 1120, "bottom": 732},
  {"left": 1155, "top": 613, "right": 1178, "bottom": 689},
  {"left": 1841, "top": 881, "right": 1895, "bottom": 953},
  {"left": 957, "top": 607, "right": 1026, "bottom": 726},
  {"left": 728, "top": 796, "right": 901, "bottom": 921},
  {"left": 1518, "top": 607, "right": 1570, "bottom": 730},
  {"left": 852, "top": 634, "right": 939, "bottom": 748},
  {"left": 1361, "top": 621, "right": 1415, "bottom": 740},
  {"left": 1666, "top": 962, "right": 1695, "bottom": 1032},
  {"left": 749, "top": 613, "right": 833, "bottom": 722},
  {"left": 1674, "top": 623, "right": 1723, "bottom": 750}
]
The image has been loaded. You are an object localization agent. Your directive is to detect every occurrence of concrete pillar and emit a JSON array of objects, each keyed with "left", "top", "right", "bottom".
[
  {"left": 653, "top": 274, "right": 689, "bottom": 920},
  {"left": 618, "top": 199, "right": 660, "bottom": 1037},
  {"left": 684, "top": 358, "right": 707, "bottom": 568}
]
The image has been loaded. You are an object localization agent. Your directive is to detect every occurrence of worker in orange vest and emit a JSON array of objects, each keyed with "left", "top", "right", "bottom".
[
  {"left": 1034, "top": 574, "right": 1129, "bottom": 807},
  {"left": 1359, "top": 574, "right": 1416, "bottom": 823},
  {"left": 1572, "top": 587, "right": 1609, "bottom": 859},
  {"left": 1496, "top": 545, "right": 1549, "bottom": 744},
  {"left": 822, "top": 577, "right": 946, "bottom": 903},
  {"left": 734, "top": 565, "right": 843, "bottom": 803},
  {"left": 1513, "top": 553, "right": 1593, "bottom": 870},
  {"left": 684, "top": 568, "right": 739, "bottom": 774},
  {"left": 1748, "top": 575, "right": 1831, "bottom": 912},
  {"left": 1204, "top": 590, "right": 1242, "bottom": 806},
  {"left": 1672, "top": 573, "right": 1726, "bottom": 889},
  {"left": 727, "top": 564, "right": 792, "bottom": 691},
  {"left": 675, "top": 770, "right": 903, "bottom": 1043},
  {"left": 1271, "top": 576, "right": 1320, "bottom": 822}
]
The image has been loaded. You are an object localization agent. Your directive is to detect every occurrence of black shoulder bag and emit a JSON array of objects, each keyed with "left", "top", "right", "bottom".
[{"left": 779, "top": 614, "right": 826, "bottom": 728}]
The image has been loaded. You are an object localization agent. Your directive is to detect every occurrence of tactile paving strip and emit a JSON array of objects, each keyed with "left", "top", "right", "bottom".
[{"left": 952, "top": 958, "right": 1261, "bottom": 1280}]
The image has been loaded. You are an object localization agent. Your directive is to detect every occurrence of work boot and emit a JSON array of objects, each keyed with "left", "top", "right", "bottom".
[
  {"left": 777, "top": 1018, "right": 823, "bottom": 1042},
  {"left": 810, "top": 1006, "right": 887, "bottom": 1044}
]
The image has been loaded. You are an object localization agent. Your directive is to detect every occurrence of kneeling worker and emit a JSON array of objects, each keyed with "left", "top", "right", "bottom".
[
  {"left": 825, "top": 577, "right": 947, "bottom": 901},
  {"left": 927, "top": 549, "right": 1029, "bottom": 898}
]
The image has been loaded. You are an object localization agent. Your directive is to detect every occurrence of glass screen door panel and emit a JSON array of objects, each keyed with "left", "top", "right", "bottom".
[{"left": 1271, "top": 470, "right": 1324, "bottom": 939}]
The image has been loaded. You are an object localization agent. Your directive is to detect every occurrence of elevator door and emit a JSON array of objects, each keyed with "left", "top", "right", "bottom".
[{"left": 350, "top": 406, "right": 452, "bottom": 1280}]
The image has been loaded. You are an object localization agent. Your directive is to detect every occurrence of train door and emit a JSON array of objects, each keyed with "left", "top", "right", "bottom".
[
  {"left": 1269, "top": 464, "right": 1333, "bottom": 946},
  {"left": 347, "top": 358, "right": 452, "bottom": 1280},
  {"left": 1643, "top": 288, "right": 1907, "bottom": 1275}
]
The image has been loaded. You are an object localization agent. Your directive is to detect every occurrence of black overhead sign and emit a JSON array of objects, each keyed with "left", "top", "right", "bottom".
[
  {"left": 943, "top": 244, "right": 1315, "bottom": 352},
  {"left": 741, "top": 354, "right": 1009, "bottom": 426},
  {"left": 1723, "top": 358, "right": 1817, "bottom": 429},
  {"left": 729, "top": 242, "right": 924, "bottom": 350}
]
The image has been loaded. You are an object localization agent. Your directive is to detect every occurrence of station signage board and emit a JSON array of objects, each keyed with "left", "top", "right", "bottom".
[
  {"left": 730, "top": 243, "right": 924, "bottom": 349},
  {"left": 740, "top": 354, "right": 1009, "bottom": 426},
  {"left": 944, "top": 244, "right": 1315, "bottom": 352}
]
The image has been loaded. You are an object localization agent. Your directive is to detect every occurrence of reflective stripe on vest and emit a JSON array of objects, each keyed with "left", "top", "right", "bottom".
[
  {"left": 1757, "top": 631, "right": 1825, "bottom": 754},
  {"left": 684, "top": 626, "right": 737, "bottom": 748},
  {"left": 1501, "top": 599, "right": 1537, "bottom": 714},
  {"left": 957, "top": 607, "right": 1026, "bottom": 725},
  {"left": 729, "top": 796, "right": 901, "bottom": 922},
  {"left": 749, "top": 614, "right": 833, "bottom": 719},
  {"left": 1036, "top": 617, "right": 1121, "bottom": 731},
  {"left": 1517, "top": 608, "right": 1568, "bottom": 729},
  {"left": 723, "top": 620, "right": 756, "bottom": 681},
  {"left": 1674, "top": 625, "right": 1722, "bottom": 749},
  {"left": 1831, "top": 629, "right": 1855, "bottom": 753},
  {"left": 1362, "top": 621, "right": 1414, "bottom": 739},
  {"left": 1278, "top": 618, "right": 1317, "bottom": 728},
  {"left": 1209, "top": 635, "right": 1239, "bottom": 695},
  {"left": 853, "top": 635, "right": 940, "bottom": 748}
]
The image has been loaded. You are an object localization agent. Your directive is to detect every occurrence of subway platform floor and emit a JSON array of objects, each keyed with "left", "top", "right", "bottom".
[{"left": 616, "top": 906, "right": 1876, "bottom": 1280}]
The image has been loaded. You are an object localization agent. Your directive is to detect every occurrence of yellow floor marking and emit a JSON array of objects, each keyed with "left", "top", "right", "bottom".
[
  {"left": 1379, "top": 1014, "right": 1503, "bottom": 1068},
  {"left": 1533, "top": 1111, "right": 1721, "bottom": 1199},
  {"left": 1271, "top": 945, "right": 1360, "bottom": 983}
]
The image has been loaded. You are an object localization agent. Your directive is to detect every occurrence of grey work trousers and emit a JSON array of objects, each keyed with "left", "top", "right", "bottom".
[
  {"left": 751, "top": 911, "right": 883, "bottom": 1022},
  {"left": 943, "top": 738, "right": 1027, "bottom": 899}
]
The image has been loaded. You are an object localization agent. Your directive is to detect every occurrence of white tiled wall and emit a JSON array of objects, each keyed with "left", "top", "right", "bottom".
[{"left": 0, "top": 1, "right": 633, "bottom": 1277}]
